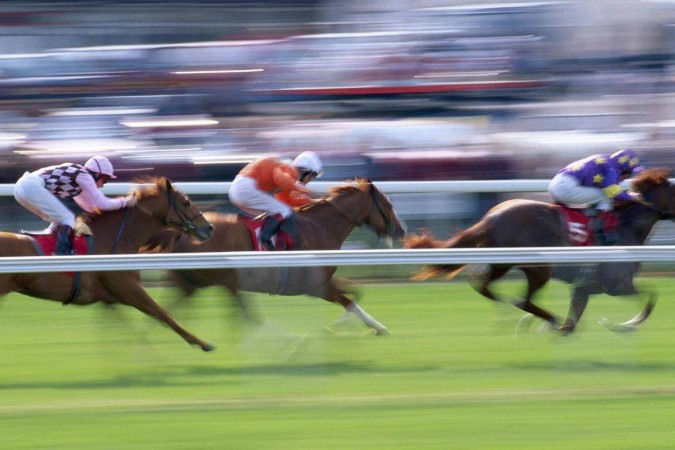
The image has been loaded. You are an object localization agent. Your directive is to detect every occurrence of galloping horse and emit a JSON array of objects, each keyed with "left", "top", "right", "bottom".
[
  {"left": 405, "top": 168, "right": 675, "bottom": 333},
  {"left": 143, "top": 178, "right": 406, "bottom": 335},
  {"left": 1, "top": 177, "right": 217, "bottom": 351}
]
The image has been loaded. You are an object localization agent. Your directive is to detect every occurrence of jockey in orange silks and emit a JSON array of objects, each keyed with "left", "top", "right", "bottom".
[{"left": 228, "top": 151, "right": 322, "bottom": 250}]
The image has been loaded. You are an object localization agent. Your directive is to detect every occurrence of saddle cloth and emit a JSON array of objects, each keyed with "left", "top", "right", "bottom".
[
  {"left": 558, "top": 206, "right": 618, "bottom": 246},
  {"left": 238, "top": 215, "right": 293, "bottom": 251},
  {"left": 21, "top": 231, "right": 92, "bottom": 256}
]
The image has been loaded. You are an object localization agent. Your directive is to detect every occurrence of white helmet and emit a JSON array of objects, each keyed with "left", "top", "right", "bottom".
[
  {"left": 292, "top": 151, "right": 323, "bottom": 177},
  {"left": 84, "top": 155, "right": 117, "bottom": 179}
]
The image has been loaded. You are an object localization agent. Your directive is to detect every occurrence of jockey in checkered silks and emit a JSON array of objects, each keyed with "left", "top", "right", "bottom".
[{"left": 13, "top": 155, "right": 137, "bottom": 255}]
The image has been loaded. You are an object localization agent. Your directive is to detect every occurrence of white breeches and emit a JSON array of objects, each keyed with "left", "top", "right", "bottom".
[
  {"left": 228, "top": 175, "right": 293, "bottom": 218},
  {"left": 548, "top": 173, "right": 612, "bottom": 211},
  {"left": 14, "top": 171, "right": 76, "bottom": 227}
]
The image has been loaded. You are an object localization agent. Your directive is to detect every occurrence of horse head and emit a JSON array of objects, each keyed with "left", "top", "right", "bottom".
[
  {"left": 326, "top": 178, "right": 406, "bottom": 242},
  {"left": 631, "top": 167, "right": 675, "bottom": 220},
  {"left": 364, "top": 179, "right": 407, "bottom": 241},
  {"left": 133, "top": 177, "right": 214, "bottom": 242}
]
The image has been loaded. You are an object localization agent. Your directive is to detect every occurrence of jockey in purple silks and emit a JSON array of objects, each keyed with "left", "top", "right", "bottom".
[
  {"left": 548, "top": 149, "right": 645, "bottom": 245},
  {"left": 14, "top": 155, "right": 137, "bottom": 255}
]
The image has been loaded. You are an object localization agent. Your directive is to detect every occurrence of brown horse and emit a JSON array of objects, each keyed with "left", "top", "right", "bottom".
[
  {"left": 405, "top": 168, "right": 675, "bottom": 334},
  {"left": 1, "top": 177, "right": 217, "bottom": 351},
  {"left": 143, "top": 178, "right": 406, "bottom": 335}
]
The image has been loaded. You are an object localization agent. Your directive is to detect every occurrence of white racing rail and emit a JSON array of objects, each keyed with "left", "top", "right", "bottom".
[
  {"left": 2, "top": 178, "right": 671, "bottom": 196},
  {"left": 0, "top": 180, "right": 554, "bottom": 196},
  {"left": 0, "top": 246, "right": 674, "bottom": 273}
]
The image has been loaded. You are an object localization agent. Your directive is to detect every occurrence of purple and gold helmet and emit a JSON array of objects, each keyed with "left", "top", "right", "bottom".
[{"left": 610, "top": 149, "right": 644, "bottom": 174}]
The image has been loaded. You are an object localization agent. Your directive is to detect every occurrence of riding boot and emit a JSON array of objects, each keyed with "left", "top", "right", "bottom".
[
  {"left": 54, "top": 225, "right": 74, "bottom": 256},
  {"left": 259, "top": 214, "right": 282, "bottom": 251},
  {"left": 278, "top": 214, "right": 300, "bottom": 250},
  {"left": 591, "top": 215, "right": 619, "bottom": 246}
]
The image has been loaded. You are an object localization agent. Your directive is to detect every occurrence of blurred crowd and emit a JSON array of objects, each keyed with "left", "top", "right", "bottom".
[{"left": 0, "top": 0, "right": 672, "bottom": 193}]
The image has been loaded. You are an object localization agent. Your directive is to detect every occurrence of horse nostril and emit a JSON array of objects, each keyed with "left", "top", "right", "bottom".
[{"left": 208, "top": 225, "right": 215, "bottom": 232}]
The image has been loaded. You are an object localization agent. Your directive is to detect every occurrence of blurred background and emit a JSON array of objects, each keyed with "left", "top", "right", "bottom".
[
  {"left": 3, "top": 3, "right": 675, "bottom": 447},
  {"left": 0, "top": 0, "right": 674, "bottom": 243}
]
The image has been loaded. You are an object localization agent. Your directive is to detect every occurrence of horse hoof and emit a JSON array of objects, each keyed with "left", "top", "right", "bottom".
[
  {"left": 375, "top": 328, "right": 390, "bottom": 336},
  {"left": 201, "top": 343, "right": 217, "bottom": 352},
  {"left": 598, "top": 317, "right": 639, "bottom": 333}
]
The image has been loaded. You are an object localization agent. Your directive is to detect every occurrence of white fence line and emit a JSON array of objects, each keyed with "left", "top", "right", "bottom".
[
  {"left": 1, "top": 246, "right": 674, "bottom": 273},
  {"left": 0, "top": 180, "right": 553, "bottom": 196},
  {"left": 2, "top": 178, "right": 671, "bottom": 196}
]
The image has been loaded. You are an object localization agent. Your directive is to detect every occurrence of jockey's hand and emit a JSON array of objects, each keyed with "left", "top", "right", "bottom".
[
  {"left": 74, "top": 221, "right": 93, "bottom": 237},
  {"left": 125, "top": 194, "right": 138, "bottom": 208},
  {"left": 628, "top": 191, "right": 650, "bottom": 206},
  {"left": 295, "top": 182, "right": 313, "bottom": 194}
]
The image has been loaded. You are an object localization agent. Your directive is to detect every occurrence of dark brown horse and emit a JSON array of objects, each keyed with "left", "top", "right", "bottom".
[
  {"left": 1, "top": 177, "right": 217, "bottom": 351},
  {"left": 143, "top": 178, "right": 406, "bottom": 335},
  {"left": 405, "top": 168, "right": 675, "bottom": 334}
]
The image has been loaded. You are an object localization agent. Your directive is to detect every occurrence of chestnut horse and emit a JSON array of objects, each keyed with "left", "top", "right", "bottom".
[
  {"left": 405, "top": 168, "right": 675, "bottom": 334},
  {"left": 143, "top": 178, "right": 406, "bottom": 335},
  {"left": 1, "top": 177, "right": 217, "bottom": 351}
]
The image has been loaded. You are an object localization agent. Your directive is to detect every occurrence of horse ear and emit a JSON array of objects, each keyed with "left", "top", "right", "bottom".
[{"left": 164, "top": 177, "right": 173, "bottom": 192}]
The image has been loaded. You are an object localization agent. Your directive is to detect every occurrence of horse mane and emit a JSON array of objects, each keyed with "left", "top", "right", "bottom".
[
  {"left": 296, "top": 178, "right": 370, "bottom": 213},
  {"left": 140, "top": 228, "right": 181, "bottom": 253},
  {"left": 631, "top": 167, "right": 672, "bottom": 193}
]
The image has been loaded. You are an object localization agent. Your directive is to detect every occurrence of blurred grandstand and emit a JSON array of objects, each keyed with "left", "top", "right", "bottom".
[{"left": 0, "top": 0, "right": 673, "bottom": 235}]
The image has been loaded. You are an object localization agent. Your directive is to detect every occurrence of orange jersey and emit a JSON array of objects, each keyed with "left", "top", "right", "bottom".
[
  {"left": 274, "top": 190, "right": 313, "bottom": 208},
  {"left": 239, "top": 156, "right": 305, "bottom": 194}
]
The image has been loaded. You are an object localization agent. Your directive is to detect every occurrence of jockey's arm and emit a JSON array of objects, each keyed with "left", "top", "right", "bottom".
[
  {"left": 273, "top": 165, "right": 312, "bottom": 194},
  {"left": 275, "top": 190, "right": 314, "bottom": 207},
  {"left": 73, "top": 173, "right": 127, "bottom": 213}
]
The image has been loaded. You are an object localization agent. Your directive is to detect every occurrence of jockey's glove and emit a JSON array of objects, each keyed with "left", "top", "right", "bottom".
[
  {"left": 74, "top": 221, "right": 93, "bottom": 237},
  {"left": 124, "top": 194, "right": 138, "bottom": 208},
  {"left": 628, "top": 191, "right": 649, "bottom": 205}
]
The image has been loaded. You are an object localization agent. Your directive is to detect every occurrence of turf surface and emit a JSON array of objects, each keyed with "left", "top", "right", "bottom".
[{"left": 2, "top": 279, "right": 675, "bottom": 449}]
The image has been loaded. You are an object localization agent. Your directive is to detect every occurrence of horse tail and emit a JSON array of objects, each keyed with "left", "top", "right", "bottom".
[
  {"left": 140, "top": 229, "right": 183, "bottom": 253},
  {"left": 405, "top": 222, "right": 489, "bottom": 281}
]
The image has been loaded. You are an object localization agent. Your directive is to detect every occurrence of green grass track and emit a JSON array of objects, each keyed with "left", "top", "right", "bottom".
[{"left": 2, "top": 279, "right": 675, "bottom": 449}]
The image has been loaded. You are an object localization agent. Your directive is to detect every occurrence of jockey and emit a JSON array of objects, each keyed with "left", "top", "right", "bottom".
[
  {"left": 548, "top": 149, "right": 645, "bottom": 244},
  {"left": 229, "top": 151, "right": 323, "bottom": 250},
  {"left": 14, "top": 155, "right": 137, "bottom": 255}
]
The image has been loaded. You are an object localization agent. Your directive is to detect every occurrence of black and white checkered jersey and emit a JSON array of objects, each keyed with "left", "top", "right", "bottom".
[{"left": 38, "top": 163, "right": 91, "bottom": 199}]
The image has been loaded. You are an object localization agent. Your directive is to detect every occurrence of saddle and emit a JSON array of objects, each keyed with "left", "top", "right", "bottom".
[
  {"left": 21, "top": 230, "right": 92, "bottom": 256},
  {"left": 557, "top": 206, "right": 618, "bottom": 246},
  {"left": 238, "top": 215, "right": 294, "bottom": 251}
]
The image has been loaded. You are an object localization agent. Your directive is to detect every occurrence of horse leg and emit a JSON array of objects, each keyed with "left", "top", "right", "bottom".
[
  {"left": 326, "top": 279, "right": 363, "bottom": 330},
  {"left": 321, "top": 281, "right": 388, "bottom": 336},
  {"left": 104, "top": 273, "right": 215, "bottom": 352},
  {"left": 470, "top": 264, "right": 512, "bottom": 302},
  {"left": 559, "top": 288, "right": 590, "bottom": 334},
  {"left": 224, "top": 285, "right": 262, "bottom": 325},
  {"left": 512, "top": 266, "right": 560, "bottom": 328},
  {"left": 597, "top": 287, "right": 658, "bottom": 333}
]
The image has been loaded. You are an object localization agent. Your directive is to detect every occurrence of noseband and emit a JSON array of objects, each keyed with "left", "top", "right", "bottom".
[{"left": 163, "top": 188, "right": 206, "bottom": 233}]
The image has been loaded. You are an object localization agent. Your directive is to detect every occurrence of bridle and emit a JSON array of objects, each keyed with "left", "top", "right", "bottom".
[
  {"left": 111, "top": 186, "right": 205, "bottom": 253},
  {"left": 329, "top": 182, "right": 396, "bottom": 237},
  {"left": 636, "top": 182, "right": 675, "bottom": 220},
  {"left": 162, "top": 188, "right": 207, "bottom": 234}
]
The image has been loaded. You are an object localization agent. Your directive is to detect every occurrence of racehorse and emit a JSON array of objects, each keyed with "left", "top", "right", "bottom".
[
  {"left": 404, "top": 167, "right": 675, "bottom": 334},
  {"left": 142, "top": 178, "right": 406, "bottom": 335},
  {"left": 0, "top": 177, "right": 217, "bottom": 351}
]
